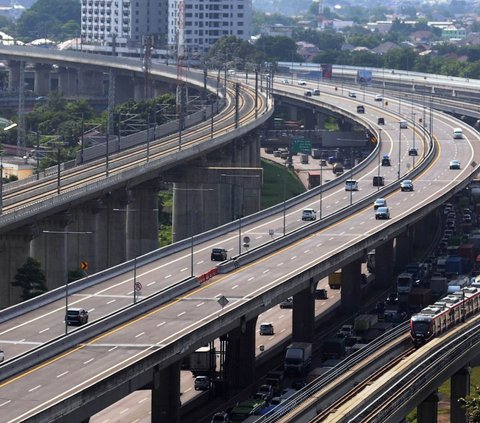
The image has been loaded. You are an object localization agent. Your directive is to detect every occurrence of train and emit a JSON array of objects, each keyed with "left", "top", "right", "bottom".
[{"left": 410, "top": 285, "right": 480, "bottom": 346}]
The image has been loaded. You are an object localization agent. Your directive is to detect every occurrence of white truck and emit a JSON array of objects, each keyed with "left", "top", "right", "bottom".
[
  {"left": 189, "top": 346, "right": 216, "bottom": 377},
  {"left": 284, "top": 342, "right": 312, "bottom": 375}
]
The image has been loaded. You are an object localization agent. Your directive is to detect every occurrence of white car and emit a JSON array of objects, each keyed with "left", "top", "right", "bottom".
[
  {"left": 297, "top": 80, "right": 307, "bottom": 86},
  {"left": 348, "top": 91, "right": 357, "bottom": 98},
  {"left": 449, "top": 160, "right": 461, "bottom": 169},
  {"left": 373, "top": 198, "right": 387, "bottom": 210},
  {"left": 374, "top": 94, "right": 383, "bottom": 101},
  {"left": 282, "top": 79, "right": 289, "bottom": 84},
  {"left": 345, "top": 179, "right": 358, "bottom": 191},
  {"left": 400, "top": 180, "right": 414, "bottom": 191},
  {"left": 302, "top": 208, "right": 317, "bottom": 221}
]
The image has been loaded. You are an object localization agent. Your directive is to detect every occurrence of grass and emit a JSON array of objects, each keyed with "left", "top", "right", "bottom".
[{"left": 260, "top": 159, "right": 306, "bottom": 209}]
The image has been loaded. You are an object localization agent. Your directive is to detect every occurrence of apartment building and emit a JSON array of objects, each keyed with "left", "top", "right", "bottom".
[
  {"left": 168, "top": 0, "right": 252, "bottom": 56},
  {"left": 80, "top": 0, "right": 168, "bottom": 53}
]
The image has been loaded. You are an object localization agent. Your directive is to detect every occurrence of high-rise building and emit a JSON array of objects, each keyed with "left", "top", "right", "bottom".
[
  {"left": 79, "top": 0, "right": 251, "bottom": 58},
  {"left": 168, "top": 0, "right": 252, "bottom": 56},
  {"left": 80, "top": 0, "right": 168, "bottom": 52}
]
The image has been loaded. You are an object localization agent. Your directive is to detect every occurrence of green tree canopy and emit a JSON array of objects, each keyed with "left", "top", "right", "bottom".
[{"left": 12, "top": 257, "right": 47, "bottom": 301}]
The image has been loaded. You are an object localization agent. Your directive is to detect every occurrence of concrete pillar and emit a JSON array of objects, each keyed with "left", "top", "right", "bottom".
[
  {"left": 126, "top": 181, "right": 160, "bottom": 260},
  {"left": 375, "top": 239, "right": 394, "bottom": 289},
  {"left": 451, "top": 367, "right": 470, "bottom": 423},
  {"left": 134, "top": 79, "right": 145, "bottom": 101},
  {"left": 286, "top": 104, "right": 298, "bottom": 121},
  {"left": 30, "top": 213, "right": 72, "bottom": 290},
  {"left": 341, "top": 258, "right": 362, "bottom": 314},
  {"left": 33, "top": 63, "right": 51, "bottom": 95},
  {"left": 77, "top": 68, "right": 104, "bottom": 96},
  {"left": 0, "top": 228, "right": 33, "bottom": 307},
  {"left": 57, "top": 66, "right": 77, "bottom": 96},
  {"left": 395, "top": 229, "right": 413, "bottom": 271},
  {"left": 304, "top": 109, "right": 316, "bottom": 130},
  {"left": 417, "top": 391, "right": 439, "bottom": 423},
  {"left": 225, "top": 317, "right": 257, "bottom": 389},
  {"left": 151, "top": 362, "right": 181, "bottom": 423},
  {"left": 67, "top": 201, "right": 102, "bottom": 275},
  {"left": 7, "top": 60, "right": 21, "bottom": 93},
  {"left": 115, "top": 74, "right": 135, "bottom": 104},
  {"left": 316, "top": 114, "right": 327, "bottom": 129},
  {"left": 95, "top": 190, "right": 131, "bottom": 269},
  {"left": 292, "top": 279, "right": 315, "bottom": 342}
]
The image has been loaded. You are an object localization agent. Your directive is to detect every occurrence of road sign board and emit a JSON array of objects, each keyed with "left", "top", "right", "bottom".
[
  {"left": 292, "top": 138, "right": 312, "bottom": 154},
  {"left": 80, "top": 261, "right": 88, "bottom": 271},
  {"left": 218, "top": 295, "right": 229, "bottom": 308},
  {"left": 134, "top": 282, "right": 142, "bottom": 291}
]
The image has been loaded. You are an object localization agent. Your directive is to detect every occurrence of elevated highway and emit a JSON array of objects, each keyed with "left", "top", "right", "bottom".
[{"left": 1, "top": 64, "right": 480, "bottom": 422}]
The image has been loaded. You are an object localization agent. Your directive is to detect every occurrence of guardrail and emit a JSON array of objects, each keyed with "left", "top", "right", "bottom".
[{"left": 0, "top": 277, "right": 199, "bottom": 382}]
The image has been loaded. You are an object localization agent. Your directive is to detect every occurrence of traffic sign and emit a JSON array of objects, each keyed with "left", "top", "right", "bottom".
[
  {"left": 217, "top": 295, "right": 229, "bottom": 308},
  {"left": 292, "top": 138, "right": 312, "bottom": 154},
  {"left": 134, "top": 282, "right": 142, "bottom": 291},
  {"left": 80, "top": 261, "right": 88, "bottom": 271}
]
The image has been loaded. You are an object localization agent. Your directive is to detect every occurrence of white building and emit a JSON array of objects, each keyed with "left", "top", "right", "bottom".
[
  {"left": 168, "top": 0, "right": 252, "bottom": 56},
  {"left": 80, "top": 0, "right": 168, "bottom": 53}
]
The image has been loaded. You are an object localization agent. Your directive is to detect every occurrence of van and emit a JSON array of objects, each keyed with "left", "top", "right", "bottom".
[
  {"left": 399, "top": 120, "right": 408, "bottom": 129},
  {"left": 356, "top": 105, "right": 365, "bottom": 113},
  {"left": 345, "top": 179, "right": 358, "bottom": 191},
  {"left": 453, "top": 128, "right": 463, "bottom": 139}
]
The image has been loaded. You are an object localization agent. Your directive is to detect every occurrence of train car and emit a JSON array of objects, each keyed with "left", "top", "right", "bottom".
[{"left": 410, "top": 286, "right": 480, "bottom": 346}]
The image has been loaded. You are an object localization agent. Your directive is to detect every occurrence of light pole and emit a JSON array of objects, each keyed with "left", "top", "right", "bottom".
[
  {"left": 377, "top": 128, "right": 382, "bottom": 191},
  {"left": 113, "top": 207, "right": 159, "bottom": 301},
  {"left": 398, "top": 122, "right": 402, "bottom": 179},
  {"left": 412, "top": 112, "right": 416, "bottom": 167},
  {"left": 43, "top": 229, "right": 92, "bottom": 335},
  {"left": 221, "top": 173, "right": 260, "bottom": 256},
  {"left": 319, "top": 158, "right": 324, "bottom": 219}
]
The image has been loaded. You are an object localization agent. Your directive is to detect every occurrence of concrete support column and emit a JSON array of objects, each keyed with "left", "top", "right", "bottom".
[
  {"left": 57, "top": 66, "right": 78, "bottom": 96},
  {"left": 304, "top": 109, "right": 316, "bottom": 130},
  {"left": 292, "top": 279, "right": 315, "bottom": 342},
  {"left": 451, "top": 367, "right": 470, "bottom": 423},
  {"left": 67, "top": 201, "right": 101, "bottom": 275},
  {"left": 30, "top": 213, "right": 72, "bottom": 290},
  {"left": 115, "top": 75, "right": 135, "bottom": 104},
  {"left": 77, "top": 68, "right": 104, "bottom": 96},
  {"left": 126, "top": 181, "right": 160, "bottom": 259},
  {"left": 95, "top": 190, "right": 131, "bottom": 269},
  {"left": 225, "top": 317, "right": 257, "bottom": 389},
  {"left": 33, "top": 63, "right": 52, "bottom": 95},
  {"left": 0, "top": 229, "right": 32, "bottom": 307},
  {"left": 7, "top": 60, "right": 21, "bottom": 93},
  {"left": 286, "top": 104, "right": 298, "bottom": 121},
  {"left": 395, "top": 229, "right": 413, "bottom": 271},
  {"left": 375, "top": 239, "right": 394, "bottom": 289},
  {"left": 134, "top": 79, "right": 145, "bottom": 101},
  {"left": 417, "top": 391, "right": 439, "bottom": 423},
  {"left": 316, "top": 114, "right": 327, "bottom": 129},
  {"left": 151, "top": 362, "right": 181, "bottom": 423},
  {"left": 341, "top": 258, "right": 362, "bottom": 314}
]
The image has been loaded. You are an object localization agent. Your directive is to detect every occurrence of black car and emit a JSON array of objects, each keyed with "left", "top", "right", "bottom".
[
  {"left": 65, "top": 308, "right": 89, "bottom": 325},
  {"left": 280, "top": 297, "right": 293, "bottom": 309},
  {"left": 211, "top": 248, "right": 228, "bottom": 261},
  {"left": 315, "top": 288, "right": 328, "bottom": 300}
]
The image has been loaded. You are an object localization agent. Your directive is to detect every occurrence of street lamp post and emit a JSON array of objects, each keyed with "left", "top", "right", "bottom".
[
  {"left": 377, "top": 128, "right": 382, "bottom": 191},
  {"left": 398, "top": 122, "right": 402, "bottom": 179},
  {"left": 412, "top": 112, "right": 416, "bottom": 167},
  {"left": 43, "top": 229, "right": 92, "bottom": 335}
]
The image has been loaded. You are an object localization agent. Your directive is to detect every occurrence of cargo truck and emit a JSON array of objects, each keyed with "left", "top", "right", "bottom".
[
  {"left": 354, "top": 314, "right": 378, "bottom": 333},
  {"left": 321, "top": 337, "right": 346, "bottom": 360},
  {"left": 189, "top": 346, "right": 216, "bottom": 377},
  {"left": 429, "top": 275, "right": 448, "bottom": 297},
  {"left": 328, "top": 272, "right": 342, "bottom": 289},
  {"left": 445, "top": 256, "right": 464, "bottom": 276},
  {"left": 332, "top": 163, "right": 344, "bottom": 176},
  {"left": 408, "top": 288, "right": 433, "bottom": 309},
  {"left": 284, "top": 342, "right": 312, "bottom": 375}
]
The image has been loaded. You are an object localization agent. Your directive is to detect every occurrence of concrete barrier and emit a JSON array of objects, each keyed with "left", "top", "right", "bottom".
[{"left": 0, "top": 277, "right": 200, "bottom": 382}]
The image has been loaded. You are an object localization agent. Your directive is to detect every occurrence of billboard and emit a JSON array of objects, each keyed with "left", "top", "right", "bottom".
[
  {"left": 357, "top": 69, "right": 372, "bottom": 85},
  {"left": 322, "top": 64, "right": 332, "bottom": 80}
]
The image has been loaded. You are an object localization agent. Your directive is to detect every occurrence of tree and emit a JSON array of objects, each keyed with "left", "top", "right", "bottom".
[
  {"left": 460, "top": 386, "right": 480, "bottom": 422},
  {"left": 12, "top": 257, "right": 48, "bottom": 301}
]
